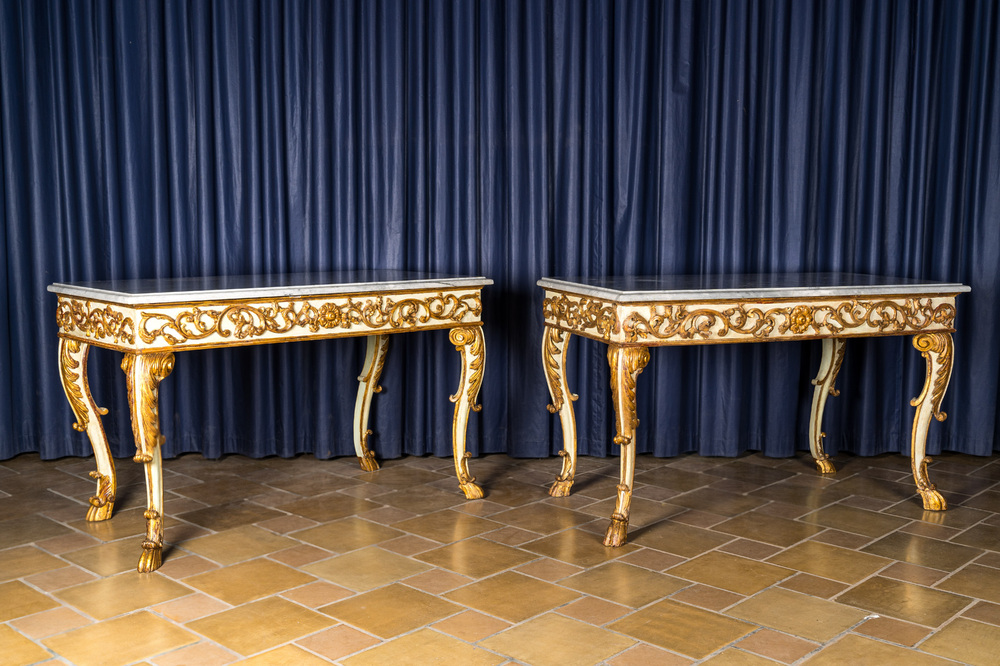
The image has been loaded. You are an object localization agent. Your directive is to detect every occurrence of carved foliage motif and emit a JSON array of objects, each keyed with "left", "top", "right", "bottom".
[
  {"left": 139, "top": 292, "right": 482, "bottom": 345},
  {"left": 122, "top": 352, "right": 175, "bottom": 462},
  {"left": 911, "top": 332, "right": 954, "bottom": 422},
  {"left": 449, "top": 327, "right": 485, "bottom": 412},
  {"left": 542, "top": 327, "right": 578, "bottom": 413},
  {"left": 543, "top": 294, "right": 617, "bottom": 340},
  {"left": 622, "top": 298, "right": 957, "bottom": 343},
  {"left": 607, "top": 345, "right": 650, "bottom": 446},
  {"left": 57, "top": 299, "right": 135, "bottom": 344}
]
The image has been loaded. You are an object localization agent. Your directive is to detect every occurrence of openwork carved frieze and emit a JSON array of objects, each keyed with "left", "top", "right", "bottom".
[
  {"left": 620, "top": 298, "right": 957, "bottom": 343},
  {"left": 542, "top": 293, "right": 617, "bottom": 340},
  {"left": 56, "top": 299, "right": 135, "bottom": 344},
  {"left": 139, "top": 292, "right": 482, "bottom": 346}
]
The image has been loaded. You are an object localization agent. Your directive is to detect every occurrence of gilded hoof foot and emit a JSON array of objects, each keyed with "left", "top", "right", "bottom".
[
  {"left": 919, "top": 488, "right": 947, "bottom": 511},
  {"left": 459, "top": 481, "right": 484, "bottom": 500},
  {"left": 549, "top": 479, "right": 574, "bottom": 497},
  {"left": 137, "top": 544, "right": 162, "bottom": 573},
  {"left": 358, "top": 454, "right": 379, "bottom": 472},
  {"left": 602, "top": 517, "right": 629, "bottom": 547},
  {"left": 85, "top": 502, "right": 114, "bottom": 522},
  {"left": 815, "top": 458, "right": 837, "bottom": 474}
]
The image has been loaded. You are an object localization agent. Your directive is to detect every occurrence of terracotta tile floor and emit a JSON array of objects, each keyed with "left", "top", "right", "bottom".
[{"left": 2, "top": 449, "right": 1000, "bottom": 665}]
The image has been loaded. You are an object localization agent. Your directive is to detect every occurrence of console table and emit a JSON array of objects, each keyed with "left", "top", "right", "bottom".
[
  {"left": 538, "top": 274, "right": 970, "bottom": 547},
  {"left": 50, "top": 271, "right": 491, "bottom": 572}
]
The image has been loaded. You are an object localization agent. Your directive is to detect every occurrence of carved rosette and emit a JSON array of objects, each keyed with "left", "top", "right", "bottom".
[
  {"left": 139, "top": 291, "right": 482, "bottom": 347},
  {"left": 621, "top": 298, "right": 958, "bottom": 344},
  {"left": 56, "top": 299, "right": 136, "bottom": 345}
]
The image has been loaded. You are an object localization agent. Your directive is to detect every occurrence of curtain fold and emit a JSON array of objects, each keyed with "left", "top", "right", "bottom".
[{"left": 2, "top": 0, "right": 997, "bottom": 462}]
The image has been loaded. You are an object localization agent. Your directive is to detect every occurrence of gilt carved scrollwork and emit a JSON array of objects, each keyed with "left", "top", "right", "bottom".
[
  {"left": 622, "top": 298, "right": 957, "bottom": 343},
  {"left": 56, "top": 299, "right": 135, "bottom": 344},
  {"left": 911, "top": 332, "right": 954, "bottom": 422},
  {"left": 59, "top": 339, "right": 108, "bottom": 431},
  {"left": 607, "top": 345, "right": 650, "bottom": 445},
  {"left": 542, "top": 328, "right": 578, "bottom": 413},
  {"left": 449, "top": 327, "right": 484, "bottom": 413},
  {"left": 542, "top": 293, "right": 617, "bottom": 340},
  {"left": 122, "top": 352, "right": 175, "bottom": 463},
  {"left": 139, "top": 292, "right": 482, "bottom": 345}
]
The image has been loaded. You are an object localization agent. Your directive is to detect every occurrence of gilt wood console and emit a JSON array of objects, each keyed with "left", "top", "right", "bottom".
[
  {"left": 50, "top": 271, "right": 491, "bottom": 572},
  {"left": 538, "top": 273, "right": 970, "bottom": 547}
]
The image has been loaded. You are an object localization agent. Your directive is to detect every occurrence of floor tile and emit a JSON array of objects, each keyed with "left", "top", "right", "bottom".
[
  {"left": 293, "top": 516, "right": 404, "bottom": 553},
  {"left": 776, "top": 573, "right": 848, "bottom": 599},
  {"left": 280, "top": 580, "right": 354, "bottom": 608},
  {"left": 951, "top": 522, "right": 1000, "bottom": 551},
  {"left": 963, "top": 600, "right": 1000, "bottom": 625},
  {"left": 562, "top": 561, "right": 688, "bottom": 607},
  {"left": 666, "top": 488, "right": 770, "bottom": 517},
  {"left": 178, "top": 500, "right": 284, "bottom": 531},
  {"left": 934, "top": 563, "right": 1000, "bottom": 603},
  {"left": 445, "top": 570, "right": 580, "bottom": 622},
  {"left": 24, "top": 564, "right": 98, "bottom": 592},
  {"left": 628, "top": 521, "right": 733, "bottom": 558},
  {"left": 668, "top": 551, "right": 793, "bottom": 596},
  {"left": 766, "top": 541, "right": 890, "bottom": 584},
  {"left": 180, "top": 525, "right": 298, "bottom": 564},
  {"left": 516, "top": 556, "right": 585, "bottom": 581},
  {"left": 701, "top": 649, "right": 784, "bottom": 665},
  {"left": 184, "top": 558, "right": 315, "bottom": 605},
  {"left": 482, "top": 613, "right": 635, "bottom": 666},
  {"left": 712, "top": 512, "right": 823, "bottom": 547},
  {"left": 433, "top": 610, "right": 511, "bottom": 641},
  {"left": 43, "top": 611, "right": 197, "bottom": 666},
  {"left": 8, "top": 606, "right": 92, "bottom": 638},
  {"left": 391, "top": 509, "right": 502, "bottom": 542},
  {"left": 728, "top": 588, "right": 867, "bottom": 642},
  {"left": 606, "top": 643, "right": 695, "bottom": 666},
  {"left": 152, "top": 593, "right": 232, "bottom": 623},
  {"left": 303, "top": 545, "right": 430, "bottom": 591},
  {"left": 718, "top": 539, "right": 783, "bottom": 561},
  {"left": 344, "top": 627, "right": 502, "bottom": 665},
  {"left": 836, "top": 576, "right": 971, "bottom": 626},
  {"left": 523, "top": 528, "right": 639, "bottom": 566},
  {"left": 187, "top": 597, "right": 331, "bottom": 655},
  {"left": 557, "top": 595, "right": 632, "bottom": 624},
  {"left": 854, "top": 615, "right": 931, "bottom": 646},
  {"left": 610, "top": 599, "right": 755, "bottom": 659},
  {"left": 0, "top": 546, "right": 66, "bottom": 581},
  {"left": 1, "top": 514, "right": 75, "bottom": 548},
  {"left": 879, "top": 561, "right": 949, "bottom": 586},
  {"left": 53, "top": 573, "right": 191, "bottom": 620},
  {"left": 62, "top": 538, "right": 153, "bottom": 577},
  {"left": 489, "top": 503, "right": 594, "bottom": 534},
  {"left": 862, "top": 531, "right": 982, "bottom": 570},
  {"left": 416, "top": 537, "right": 536, "bottom": 577},
  {"left": 321, "top": 583, "right": 461, "bottom": 638},
  {"left": 152, "top": 641, "right": 237, "bottom": 666},
  {"left": 803, "top": 634, "right": 953, "bottom": 665},
  {"left": 735, "top": 628, "right": 818, "bottom": 663},
  {"left": 670, "top": 584, "right": 744, "bottom": 611},
  {"left": 295, "top": 624, "right": 381, "bottom": 661},
  {"left": 0, "top": 624, "right": 52, "bottom": 666},
  {"left": 799, "top": 503, "right": 909, "bottom": 537}
]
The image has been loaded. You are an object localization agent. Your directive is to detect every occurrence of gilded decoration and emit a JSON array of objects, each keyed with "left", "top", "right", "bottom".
[
  {"left": 121, "top": 352, "right": 175, "bottom": 463},
  {"left": 543, "top": 293, "right": 617, "bottom": 340},
  {"left": 139, "top": 292, "right": 482, "bottom": 345},
  {"left": 542, "top": 328, "right": 578, "bottom": 413},
  {"left": 56, "top": 299, "right": 135, "bottom": 344},
  {"left": 59, "top": 340, "right": 91, "bottom": 431},
  {"left": 622, "top": 298, "right": 957, "bottom": 342},
  {"left": 912, "top": 332, "right": 954, "bottom": 422},
  {"left": 449, "top": 327, "right": 485, "bottom": 412}
]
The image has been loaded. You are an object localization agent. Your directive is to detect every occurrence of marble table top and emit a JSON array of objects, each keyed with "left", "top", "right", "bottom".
[
  {"left": 538, "top": 273, "right": 969, "bottom": 302},
  {"left": 48, "top": 271, "right": 493, "bottom": 305}
]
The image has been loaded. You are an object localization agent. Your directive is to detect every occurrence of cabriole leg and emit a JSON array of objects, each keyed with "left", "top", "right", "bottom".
[
  {"left": 57, "top": 339, "right": 115, "bottom": 521},
  {"left": 449, "top": 326, "right": 485, "bottom": 499},
  {"left": 121, "top": 351, "right": 175, "bottom": 572},
  {"left": 910, "top": 332, "right": 953, "bottom": 511},
  {"left": 542, "top": 326, "right": 578, "bottom": 497},
  {"left": 808, "top": 337, "right": 846, "bottom": 474},
  {"left": 603, "top": 344, "right": 650, "bottom": 547},
  {"left": 353, "top": 334, "right": 390, "bottom": 472}
]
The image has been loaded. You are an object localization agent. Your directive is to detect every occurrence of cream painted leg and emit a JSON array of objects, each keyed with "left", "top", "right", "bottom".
[
  {"left": 542, "top": 326, "right": 579, "bottom": 497},
  {"left": 910, "top": 332, "right": 953, "bottom": 511},
  {"left": 603, "top": 344, "right": 650, "bottom": 547},
  {"left": 808, "top": 337, "right": 846, "bottom": 474},
  {"left": 58, "top": 339, "right": 115, "bottom": 521},
  {"left": 354, "top": 334, "right": 390, "bottom": 472},
  {"left": 121, "top": 351, "right": 174, "bottom": 572},
  {"left": 449, "top": 326, "right": 485, "bottom": 499}
]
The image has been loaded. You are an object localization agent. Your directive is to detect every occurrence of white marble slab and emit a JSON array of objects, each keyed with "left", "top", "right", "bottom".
[
  {"left": 538, "top": 273, "right": 970, "bottom": 302},
  {"left": 49, "top": 271, "right": 493, "bottom": 305}
]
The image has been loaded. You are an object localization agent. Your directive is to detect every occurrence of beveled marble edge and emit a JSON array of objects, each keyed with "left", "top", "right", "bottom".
[
  {"left": 49, "top": 272, "right": 493, "bottom": 305},
  {"left": 538, "top": 273, "right": 970, "bottom": 302}
]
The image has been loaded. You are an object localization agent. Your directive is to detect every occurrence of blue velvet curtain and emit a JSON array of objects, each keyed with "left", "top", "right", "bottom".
[{"left": 2, "top": 0, "right": 998, "bottom": 463}]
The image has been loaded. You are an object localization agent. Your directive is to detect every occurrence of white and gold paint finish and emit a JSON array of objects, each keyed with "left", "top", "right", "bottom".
[
  {"left": 50, "top": 272, "right": 492, "bottom": 572},
  {"left": 539, "top": 274, "right": 969, "bottom": 547}
]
